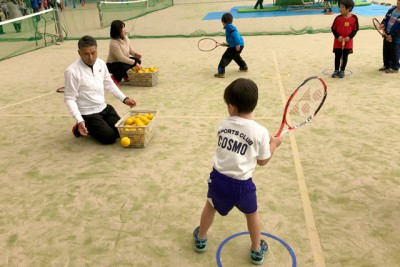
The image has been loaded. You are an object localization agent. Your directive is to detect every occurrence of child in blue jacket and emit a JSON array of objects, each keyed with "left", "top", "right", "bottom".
[
  {"left": 379, "top": 2, "right": 400, "bottom": 73},
  {"left": 215, "top": 13, "right": 248, "bottom": 78}
]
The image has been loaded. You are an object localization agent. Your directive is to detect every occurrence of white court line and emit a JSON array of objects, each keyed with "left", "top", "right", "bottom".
[
  {"left": 272, "top": 51, "right": 326, "bottom": 267},
  {"left": 0, "top": 91, "right": 55, "bottom": 110}
]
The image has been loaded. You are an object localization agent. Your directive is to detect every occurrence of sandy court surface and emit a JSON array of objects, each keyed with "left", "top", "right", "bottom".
[{"left": 0, "top": 1, "right": 400, "bottom": 266}]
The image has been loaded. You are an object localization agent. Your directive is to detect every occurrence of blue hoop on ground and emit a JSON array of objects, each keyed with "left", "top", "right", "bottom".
[
  {"left": 322, "top": 69, "right": 353, "bottom": 76},
  {"left": 216, "top": 231, "right": 297, "bottom": 267}
]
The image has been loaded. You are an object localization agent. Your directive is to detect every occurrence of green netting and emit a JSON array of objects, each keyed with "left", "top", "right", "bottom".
[
  {"left": 0, "top": 8, "right": 62, "bottom": 61},
  {"left": 0, "top": 0, "right": 378, "bottom": 61},
  {"left": 98, "top": 0, "right": 173, "bottom": 28}
]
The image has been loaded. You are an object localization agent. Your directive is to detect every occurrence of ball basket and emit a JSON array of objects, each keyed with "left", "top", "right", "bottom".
[
  {"left": 127, "top": 68, "right": 159, "bottom": 87},
  {"left": 115, "top": 110, "right": 158, "bottom": 148}
]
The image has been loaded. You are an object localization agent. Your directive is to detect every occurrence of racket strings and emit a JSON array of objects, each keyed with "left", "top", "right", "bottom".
[
  {"left": 373, "top": 18, "right": 385, "bottom": 35},
  {"left": 373, "top": 19, "right": 381, "bottom": 30},
  {"left": 198, "top": 39, "right": 217, "bottom": 51},
  {"left": 287, "top": 87, "right": 325, "bottom": 126}
]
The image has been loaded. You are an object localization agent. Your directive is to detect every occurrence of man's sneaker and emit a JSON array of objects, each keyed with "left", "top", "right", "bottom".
[
  {"left": 111, "top": 75, "right": 121, "bottom": 86},
  {"left": 379, "top": 66, "right": 388, "bottom": 71},
  {"left": 214, "top": 73, "right": 225, "bottom": 78},
  {"left": 250, "top": 239, "right": 268, "bottom": 265},
  {"left": 385, "top": 68, "right": 399, "bottom": 73},
  {"left": 72, "top": 123, "right": 81, "bottom": 137},
  {"left": 239, "top": 66, "right": 248, "bottom": 71},
  {"left": 338, "top": 70, "right": 345, "bottom": 78},
  {"left": 193, "top": 226, "right": 207, "bottom": 253},
  {"left": 331, "top": 70, "right": 339, "bottom": 78}
]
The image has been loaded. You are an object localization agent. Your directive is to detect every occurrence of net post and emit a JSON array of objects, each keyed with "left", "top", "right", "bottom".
[{"left": 53, "top": 7, "right": 64, "bottom": 42}]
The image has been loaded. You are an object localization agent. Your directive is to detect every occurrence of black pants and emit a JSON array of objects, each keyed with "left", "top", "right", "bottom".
[
  {"left": 334, "top": 48, "right": 350, "bottom": 71},
  {"left": 0, "top": 16, "right": 4, "bottom": 34},
  {"left": 254, "top": 0, "right": 264, "bottom": 8},
  {"left": 107, "top": 56, "right": 141, "bottom": 82},
  {"left": 383, "top": 39, "right": 400, "bottom": 70},
  {"left": 82, "top": 104, "right": 121, "bottom": 144},
  {"left": 13, "top": 22, "right": 21, "bottom": 33},
  {"left": 218, "top": 47, "right": 247, "bottom": 74}
]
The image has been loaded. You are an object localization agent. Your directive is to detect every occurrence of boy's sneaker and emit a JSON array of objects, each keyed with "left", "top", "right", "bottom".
[
  {"left": 193, "top": 226, "right": 207, "bottom": 253},
  {"left": 72, "top": 123, "right": 81, "bottom": 137},
  {"left": 123, "top": 76, "right": 130, "bottom": 82},
  {"left": 250, "top": 239, "right": 269, "bottom": 265},
  {"left": 385, "top": 68, "right": 399, "bottom": 73},
  {"left": 239, "top": 66, "right": 248, "bottom": 71},
  {"left": 331, "top": 70, "right": 339, "bottom": 78},
  {"left": 214, "top": 73, "right": 225, "bottom": 78},
  {"left": 379, "top": 66, "right": 388, "bottom": 71},
  {"left": 325, "top": 11, "right": 334, "bottom": 15},
  {"left": 338, "top": 70, "right": 345, "bottom": 78}
]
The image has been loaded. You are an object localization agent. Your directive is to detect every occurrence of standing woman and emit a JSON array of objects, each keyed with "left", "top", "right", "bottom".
[
  {"left": 7, "top": 0, "right": 23, "bottom": 32},
  {"left": 106, "top": 20, "right": 142, "bottom": 86}
]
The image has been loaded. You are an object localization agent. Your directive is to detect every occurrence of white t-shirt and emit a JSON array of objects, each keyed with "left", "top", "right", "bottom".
[{"left": 213, "top": 116, "right": 271, "bottom": 180}]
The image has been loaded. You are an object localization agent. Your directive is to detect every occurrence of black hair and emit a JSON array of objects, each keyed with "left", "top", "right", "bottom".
[
  {"left": 221, "top": 13, "right": 233, "bottom": 24},
  {"left": 340, "top": 0, "right": 355, "bottom": 11},
  {"left": 110, "top": 20, "right": 125, "bottom": 39},
  {"left": 78, "top": 35, "right": 97, "bottom": 49},
  {"left": 224, "top": 78, "right": 258, "bottom": 114}
]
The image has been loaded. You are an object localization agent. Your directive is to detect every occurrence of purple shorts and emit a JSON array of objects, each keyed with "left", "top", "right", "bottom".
[{"left": 207, "top": 168, "right": 257, "bottom": 216}]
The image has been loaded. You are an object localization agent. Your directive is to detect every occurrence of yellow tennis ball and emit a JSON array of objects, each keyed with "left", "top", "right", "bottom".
[
  {"left": 125, "top": 117, "right": 134, "bottom": 125},
  {"left": 120, "top": 137, "right": 130, "bottom": 147}
]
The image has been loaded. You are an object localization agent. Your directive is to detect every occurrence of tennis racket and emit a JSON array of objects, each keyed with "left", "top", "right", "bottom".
[
  {"left": 275, "top": 76, "right": 327, "bottom": 137},
  {"left": 372, "top": 18, "right": 386, "bottom": 37},
  {"left": 198, "top": 38, "right": 226, "bottom": 52}
]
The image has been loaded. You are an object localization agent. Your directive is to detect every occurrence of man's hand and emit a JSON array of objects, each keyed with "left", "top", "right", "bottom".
[
  {"left": 78, "top": 121, "right": 89, "bottom": 136},
  {"left": 124, "top": 98, "right": 137, "bottom": 108}
]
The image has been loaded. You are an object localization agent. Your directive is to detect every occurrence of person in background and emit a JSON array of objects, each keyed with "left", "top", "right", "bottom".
[
  {"left": 0, "top": 8, "right": 5, "bottom": 34},
  {"left": 323, "top": 0, "right": 333, "bottom": 14},
  {"left": 330, "top": 0, "right": 358, "bottom": 78},
  {"left": 214, "top": 13, "right": 248, "bottom": 78},
  {"left": 64, "top": 35, "right": 137, "bottom": 144},
  {"left": 254, "top": 0, "right": 263, "bottom": 9},
  {"left": 31, "top": 0, "right": 39, "bottom": 12},
  {"left": 1, "top": 1, "right": 9, "bottom": 19},
  {"left": 106, "top": 20, "right": 142, "bottom": 86},
  {"left": 7, "top": 0, "right": 23, "bottom": 32},
  {"left": 19, "top": 0, "right": 27, "bottom": 15},
  {"left": 379, "top": 0, "right": 400, "bottom": 73}
]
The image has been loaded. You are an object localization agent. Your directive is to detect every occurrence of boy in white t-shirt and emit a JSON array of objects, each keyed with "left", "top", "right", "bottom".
[{"left": 193, "top": 78, "right": 282, "bottom": 265}]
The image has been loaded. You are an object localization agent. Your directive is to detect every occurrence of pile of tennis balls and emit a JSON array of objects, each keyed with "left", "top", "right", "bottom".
[
  {"left": 124, "top": 113, "right": 154, "bottom": 127},
  {"left": 131, "top": 66, "right": 158, "bottom": 74},
  {"left": 120, "top": 113, "right": 155, "bottom": 147}
]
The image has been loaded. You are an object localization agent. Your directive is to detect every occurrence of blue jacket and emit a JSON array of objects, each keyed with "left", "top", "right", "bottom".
[
  {"left": 224, "top": 24, "right": 244, "bottom": 48},
  {"left": 383, "top": 7, "right": 400, "bottom": 44}
]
